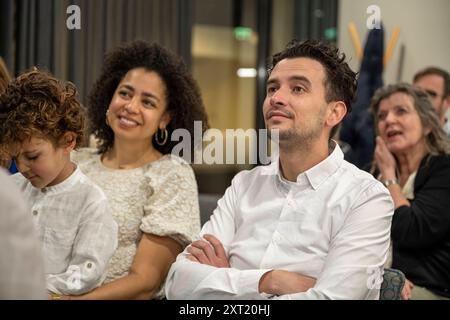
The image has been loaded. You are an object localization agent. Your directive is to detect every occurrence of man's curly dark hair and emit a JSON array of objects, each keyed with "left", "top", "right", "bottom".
[
  {"left": 270, "top": 39, "right": 357, "bottom": 138},
  {"left": 89, "top": 40, "right": 209, "bottom": 155}
]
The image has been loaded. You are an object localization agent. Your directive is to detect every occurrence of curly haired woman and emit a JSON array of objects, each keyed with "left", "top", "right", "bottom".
[{"left": 70, "top": 41, "right": 209, "bottom": 299}]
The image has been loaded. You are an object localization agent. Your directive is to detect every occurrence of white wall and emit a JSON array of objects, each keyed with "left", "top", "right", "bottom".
[{"left": 338, "top": 0, "right": 450, "bottom": 85}]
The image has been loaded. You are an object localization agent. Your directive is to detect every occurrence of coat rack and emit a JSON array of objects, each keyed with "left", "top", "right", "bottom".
[{"left": 348, "top": 22, "right": 400, "bottom": 69}]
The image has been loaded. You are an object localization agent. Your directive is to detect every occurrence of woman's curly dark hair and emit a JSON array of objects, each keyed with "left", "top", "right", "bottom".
[
  {"left": 89, "top": 40, "right": 209, "bottom": 155},
  {"left": 0, "top": 69, "right": 85, "bottom": 150}
]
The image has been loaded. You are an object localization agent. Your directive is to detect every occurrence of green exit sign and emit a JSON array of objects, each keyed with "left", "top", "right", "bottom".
[{"left": 234, "top": 27, "right": 252, "bottom": 40}]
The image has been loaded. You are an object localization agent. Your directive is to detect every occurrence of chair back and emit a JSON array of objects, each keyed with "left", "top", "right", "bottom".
[{"left": 198, "top": 193, "right": 221, "bottom": 226}]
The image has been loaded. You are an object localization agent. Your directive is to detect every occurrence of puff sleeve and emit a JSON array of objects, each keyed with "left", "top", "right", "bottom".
[{"left": 140, "top": 156, "right": 201, "bottom": 248}]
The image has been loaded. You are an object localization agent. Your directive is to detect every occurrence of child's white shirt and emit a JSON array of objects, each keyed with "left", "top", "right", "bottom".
[{"left": 11, "top": 166, "right": 118, "bottom": 295}]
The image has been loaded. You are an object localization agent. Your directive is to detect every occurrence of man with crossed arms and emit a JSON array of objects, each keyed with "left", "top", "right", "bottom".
[{"left": 166, "top": 40, "right": 393, "bottom": 300}]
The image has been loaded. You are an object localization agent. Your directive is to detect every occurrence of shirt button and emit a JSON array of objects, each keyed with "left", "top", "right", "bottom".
[
  {"left": 32, "top": 210, "right": 38, "bottom": 216},
  {"left": 86, "top": 262, "right": 92, "bottom": 269},
  {"left": 41, "top": 188, "right": 47, "bottom": 193}
]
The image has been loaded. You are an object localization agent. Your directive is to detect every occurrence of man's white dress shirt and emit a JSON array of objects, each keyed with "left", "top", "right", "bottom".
[
  {"left": 12, "top": 167, "right": 118, "bottom": 295},
  {"left": 165, "top": 143, "right": 394, "bottom": 300}
]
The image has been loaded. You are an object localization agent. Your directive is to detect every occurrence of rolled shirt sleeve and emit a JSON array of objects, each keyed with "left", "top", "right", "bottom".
[{"left": 46, "top": 196, "right": 118, "bottom": 295}]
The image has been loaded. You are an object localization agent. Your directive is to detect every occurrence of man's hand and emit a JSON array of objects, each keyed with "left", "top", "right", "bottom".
[
  {"left": 258, "top": 270, "right": 316, "bottom": 296},
  {"left": 401, "top": 278, "right": 414, "bottom": 300},
  {"left": 186, "top": 234, "right": 230, "bottom": 268}
]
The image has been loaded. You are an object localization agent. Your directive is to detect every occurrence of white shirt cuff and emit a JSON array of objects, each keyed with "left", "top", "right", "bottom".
[{"left": 238, "top": 269, "right": 273, "bottom": 299}]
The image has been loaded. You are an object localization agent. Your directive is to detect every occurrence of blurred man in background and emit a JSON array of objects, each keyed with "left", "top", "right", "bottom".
[{"left": 413, "top": 67, "right": 450, "bottom": 136}]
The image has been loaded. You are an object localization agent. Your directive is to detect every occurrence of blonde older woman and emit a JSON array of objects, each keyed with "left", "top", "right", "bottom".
[{"left": 371, "top": 83, "right": 450, "bottom": 300}]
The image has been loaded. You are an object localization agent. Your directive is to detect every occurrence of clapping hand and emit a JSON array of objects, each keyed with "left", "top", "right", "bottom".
[{"left": 374, "top": 136, "right": 397, "bottom": 180}]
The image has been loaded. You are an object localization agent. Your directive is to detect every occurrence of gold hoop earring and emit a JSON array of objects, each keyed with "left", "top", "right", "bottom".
[{"left": 155, "top": 128, "right": 168, "bottom": 146}]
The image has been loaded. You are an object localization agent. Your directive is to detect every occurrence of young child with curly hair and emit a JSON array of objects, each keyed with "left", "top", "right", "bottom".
[{"left": 0, "top": 69, "right": 118, "bottom": 298}]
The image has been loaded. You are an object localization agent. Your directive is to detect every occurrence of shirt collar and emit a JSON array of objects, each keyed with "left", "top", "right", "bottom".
[
  {"left": 304, "top": 141, "right": 343, "bottom": 190},
  {"left": 38, "top": 166, "right": 82, "bottom": 194},
  {"left": 270, "top": 140, "right": 344, "bottom": 190}
]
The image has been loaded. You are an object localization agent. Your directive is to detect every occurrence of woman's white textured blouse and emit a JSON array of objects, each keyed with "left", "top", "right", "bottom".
[{"left": 72, "top": 148, "right": 201, "bottom": 298}]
